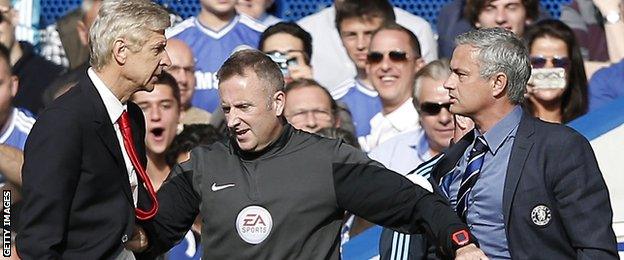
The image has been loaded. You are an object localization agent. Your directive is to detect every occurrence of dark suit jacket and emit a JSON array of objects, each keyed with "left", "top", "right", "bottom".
[
  {"left": 430, "top": 112, "right": 618, "bottom": 259},
  {"left": 17, "top": 73, "right": 150, "bottom": 259}
]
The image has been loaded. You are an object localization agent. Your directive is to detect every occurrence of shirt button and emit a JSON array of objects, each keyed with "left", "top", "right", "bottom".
[{"left": 121, "top": 234, "right": 129, "bottom": 243}]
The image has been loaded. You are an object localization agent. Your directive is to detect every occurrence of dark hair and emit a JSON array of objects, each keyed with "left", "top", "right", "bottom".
[
  {"left": 284, "top": 78, "right": 338, "bottom": 117},
  {"left": 0, "top": 44, "right": 11, "bottom": 73},
  {"left": 164, "top": 124, "right": 224, "bottom": 167},
  {"left": 464, "top": 0, "right": 540, "bottom": 26},
  {"left": 335, "top": 0, "right": 395, "bottom": 32},
  {"left": 217, "top": 49, "right": 284, "bottom": 96},
  {"left": 316, "top": 127, "right": 360, "bottom": 149},
  {"left": 524, "top": 19, "right": 588, "bottom": 122},
  {"left": 372, "top": 23, "right": 422, "bottom": 58},
  {"left": 154, "top": 71, "right": 181, "bottom": 106},
  {"left": 259, "top": 22, "right": 313, "bottom": 65}
]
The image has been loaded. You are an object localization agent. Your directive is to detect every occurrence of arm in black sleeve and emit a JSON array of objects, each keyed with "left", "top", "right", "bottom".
[
  {"left": 17, "top": 108, "right": 82, "bottom": 260},
  {"left": 331, "top": 141, "right": 475, "bottom": 257},
  {"left": 138, "top": 154, "right": 201, "bottom": 257}
]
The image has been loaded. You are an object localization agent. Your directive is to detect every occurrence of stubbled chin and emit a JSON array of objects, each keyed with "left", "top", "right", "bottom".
[{"left": 236, "top": 140, "right": 255, "bottom": 151}]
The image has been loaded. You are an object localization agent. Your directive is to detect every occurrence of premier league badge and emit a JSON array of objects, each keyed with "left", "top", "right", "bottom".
[{"left": 531, "top": 204, "right": 551, "bottom": 226}]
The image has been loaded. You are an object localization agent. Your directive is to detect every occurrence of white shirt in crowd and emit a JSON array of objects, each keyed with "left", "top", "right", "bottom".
[{"left": 358, "top": 98, "right": 420, "bottom": 152}]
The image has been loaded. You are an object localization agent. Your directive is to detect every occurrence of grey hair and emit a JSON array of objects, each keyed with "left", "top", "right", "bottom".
[
  {"left": 89, "top": 0, "right": 170, "bottom": 70},
  {"left": 413, "top": 59, "right": 451, "bottom": 102},
  {"left": 455, "top": 28, "right": 531, "bottom": 104}
]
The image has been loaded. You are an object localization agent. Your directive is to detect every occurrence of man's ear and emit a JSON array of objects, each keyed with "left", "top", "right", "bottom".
[
  {"left": 273, "top": 90, "right": 285, "bottom": 117},
  {"left": 9, "top": 75, "right": 18, "bottom": 98},
  {"left": 76, "top": 21, "right": 89, "bottom": 46},
  {"left": 414, "top": 57, "right": 425, "bottom": 74},
  {"left": 333, "top": 112, "right": 342, "bottom": 128},
  {"left": 112, "top": 39, "right": 127, "bottom": 65},
  {"left": 492, "top": 72, "right": 508, "bottom": 98},
  {"left": 474, "top": 22, "right": 482, "bottom": 29},
  {"left": 9, "top": 8, "right": 19, "bottom": 25}
]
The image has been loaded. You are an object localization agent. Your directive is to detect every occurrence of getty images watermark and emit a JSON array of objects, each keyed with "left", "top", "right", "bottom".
[{"left": 2, "top": 190, "right": 11, "bottom": 257}]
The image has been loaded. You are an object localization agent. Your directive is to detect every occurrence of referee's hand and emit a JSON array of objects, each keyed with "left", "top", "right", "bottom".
[
  {"left": 455, "top": 244, "right": 489, "bottom": 260},
  {"left": 125, "top": 226, "right": 149, "bottom": 253}
]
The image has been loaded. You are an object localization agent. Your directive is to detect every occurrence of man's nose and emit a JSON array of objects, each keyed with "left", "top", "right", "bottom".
[
  {"left": 380, "top": 55, "right": 392, "bottom": 71},
  {"left": 226, "top": 111, "right": 241, "bottom": 128},
  {"left": 443, "top": 76, "right": 455, "bottom": 91},
  {"left": 438, "top": 107, "right": 453, "bottom": 125},
  {"left": 356, "top": 34, "right": 366, "bottom": 50},
  {"left": 495, "top": 9, "right": 508, "bottom": 24},
  {"left": 149, "top": 107, "right": 162, "bottom": 121},
  {"left": 161, "top": 50, "right": 172, "bottom": 67},
  {"left": 175, "top": 71, "right": 188, "bottom": 87},
  {"left": 305, "top": 112, "right": 318, "bottom": 128}
]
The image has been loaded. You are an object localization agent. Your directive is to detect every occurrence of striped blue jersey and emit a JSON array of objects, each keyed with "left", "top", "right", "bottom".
[
  {"left": 166, "top": 14, "right": 265, "bottom": 112},
  {"left": 1, "top": 107, "right": 35, "bottom": 150},
  {"left": 1, "top": 107, "right": 35, "bottom": 184},
  {"left": 336, "top": 79, "right": 382, "bottom": 137},
  {"left": 379, "top": 154, "right": 445, "bottom": 260}
]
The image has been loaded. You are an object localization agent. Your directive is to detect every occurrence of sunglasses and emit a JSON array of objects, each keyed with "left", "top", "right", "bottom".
[
  {"left": 366, "top": 50, "right": 410, "bottom": 64},
  {"left": 530, "top": 55, "right": 570, "bottom": 69},
  {"left": 419, "top": 102, "right": 452, "bottom": 115}
]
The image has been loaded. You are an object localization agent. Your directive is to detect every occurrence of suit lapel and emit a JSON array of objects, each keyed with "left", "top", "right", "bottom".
[
  {"left": 431, "top": 130, "right": 475, "bottom": 185},
  {"left": 85, "top": 76, "right": 135, "bottom": 206},
  {"left": 128, "top": 104, "right": 147, "bottom": 167},
  {"left": 127, "top": 103, "right": 156, "bottom": 211},
  {"left": 502, "top": 113, "right": 535, "bottom": 226}
]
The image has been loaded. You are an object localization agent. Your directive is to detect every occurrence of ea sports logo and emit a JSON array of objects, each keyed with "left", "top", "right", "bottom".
[{"left": 236, "top": 205, "right": 273, "bottom": 244}]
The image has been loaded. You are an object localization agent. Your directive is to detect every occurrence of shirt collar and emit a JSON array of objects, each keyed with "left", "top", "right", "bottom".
[
  {"left": 88, "top": 67, "right": 126, "bottom": 124},
  {"left": 383, "top": 98, "right": 420, "bottom": 131},
  {"left": 416, "top": 128, "right": 432, "bottom": 159},
  {"left": 477, "top": 105, "right": 523, "bottom": 155},
  {"left": 354, "top": 79, "right": 378, "bottom": 97}
]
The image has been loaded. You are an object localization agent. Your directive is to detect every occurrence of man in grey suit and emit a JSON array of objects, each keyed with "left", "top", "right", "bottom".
[{"left": 431, "top": 27, "right": 618, "bottom": 259}]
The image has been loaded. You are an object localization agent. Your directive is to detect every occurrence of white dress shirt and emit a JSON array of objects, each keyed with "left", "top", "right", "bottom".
[
  {"left": 358, "top": 98, "right": 420, "bottom": 152},
  {"left": 88, "top": 68, "right": 139, "bottom": 206}
]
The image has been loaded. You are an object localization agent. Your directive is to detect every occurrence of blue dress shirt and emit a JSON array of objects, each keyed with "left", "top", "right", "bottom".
[{"left": 448, "top": 106, "right": 523, "bottom": 259}]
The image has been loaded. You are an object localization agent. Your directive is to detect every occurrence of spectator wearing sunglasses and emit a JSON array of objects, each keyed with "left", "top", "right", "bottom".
[
  {"left": 333, "top": 0, "right": 392, "bottom": 139},
  {"left": 358, "top": 23, "right": 425, "bottom": 152},
  {"left": 0, "top": 0, "right": 64, "bottom": 115},
  {"left": 524, "top": 19, "right": 589, "bottom": 123},
  {"left": 298, "top": 0, "right": 437, "bottom": 97},
  {"left": 371, "top": 59, "right": 454, "bottom": 260}
]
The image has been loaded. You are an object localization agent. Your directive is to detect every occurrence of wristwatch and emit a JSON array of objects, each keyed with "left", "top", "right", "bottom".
[
  {"left": 451, "top": 229, "right": 471, "bottom": 247},
  {"left": 605, "top": 11, "right": 622, "bottom": 24}
]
